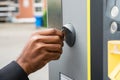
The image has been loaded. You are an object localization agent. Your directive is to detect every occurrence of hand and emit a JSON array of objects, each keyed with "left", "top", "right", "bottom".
[{"left": 16, "top": 28, "right": 64, "bottom": 75}]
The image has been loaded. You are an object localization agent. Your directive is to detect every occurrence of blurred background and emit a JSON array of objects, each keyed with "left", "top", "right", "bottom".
[{"left": 0, "top": 0, "right": 48, "bottom": 80}]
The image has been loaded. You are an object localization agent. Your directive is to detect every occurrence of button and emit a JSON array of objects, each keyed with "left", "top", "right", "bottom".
[
  {"left": 62, "top": 23, "right": 76, "bottom": 47},
  {"left": 110, "top": 22, "right": 118, "bottom": 34},
  {"left": 111, "top": 6, "right": 119, "bottom": 18}
]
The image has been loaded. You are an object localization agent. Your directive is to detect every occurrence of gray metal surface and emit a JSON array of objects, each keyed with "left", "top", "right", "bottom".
[
  {"left": 48, "top": 0, "right": 87, "bottom": 80},
  {"left": 47, "top": 0, "right": 63, "bottom": 30}
]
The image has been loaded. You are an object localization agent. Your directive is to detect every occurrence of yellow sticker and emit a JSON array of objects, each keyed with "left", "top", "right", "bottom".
[{"left": 108, "top": 40, "right": 120, "bottom": 80}]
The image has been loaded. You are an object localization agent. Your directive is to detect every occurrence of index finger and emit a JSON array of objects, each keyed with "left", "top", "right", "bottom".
[{"left": 35, "top": 28, "right": 64, "bottom": 38}]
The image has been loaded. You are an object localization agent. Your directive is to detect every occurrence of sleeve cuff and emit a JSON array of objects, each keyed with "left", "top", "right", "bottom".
[{"left": 0, "top": 61, "right": 29, "bottom": 80}]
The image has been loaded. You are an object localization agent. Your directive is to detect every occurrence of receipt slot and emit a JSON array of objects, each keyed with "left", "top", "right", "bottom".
[{"left": 47, "top": 0, "right": 120, "bottom": 80}]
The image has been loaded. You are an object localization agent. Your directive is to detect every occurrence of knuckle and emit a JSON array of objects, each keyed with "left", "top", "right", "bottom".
[
  {"left": 31, "top": 35, "right": 39, "bottom": 41},
  {"left": 50, "top": 28, "right": 57, "bottom": 34},
  {"left": 35, "top": 43, "right": 46, "bottom": 51},
  {"left": 31, "top": 35, "right": 43, "bottom": 43},
  {"left": 58, "top": 44, "right": 62, "bottom": 49},
  {"left": 55, "top": 36, "right": 60, "bottom": 41},
  {"left": 38, "top": 44, "right": 46, "bottom": 50},
  {"left": 54, "top": 54, "right": 61, "bottom": 60}
]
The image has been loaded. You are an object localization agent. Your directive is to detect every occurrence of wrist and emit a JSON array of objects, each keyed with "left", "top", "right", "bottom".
[{"left": 16, "top": 59, "right": 30, "bottom": 75}]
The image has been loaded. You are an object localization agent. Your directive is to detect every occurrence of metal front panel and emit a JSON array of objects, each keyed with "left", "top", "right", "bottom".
[
  {"left": 103, "top": 0, "right": 120, "bottom": 80},
  {"left": 47, "top": 0, "right": 63, "bottom": 29},
  {"left": 48, "top": 0, "right": 87, "bottom": 80},
  {"left": 47, "top": 0, "right": 120, "bottom": 80}
]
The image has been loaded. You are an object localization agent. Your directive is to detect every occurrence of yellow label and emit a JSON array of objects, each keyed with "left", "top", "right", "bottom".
[{"left": 108, "top": 40, "right": 120, "bottom": 80}]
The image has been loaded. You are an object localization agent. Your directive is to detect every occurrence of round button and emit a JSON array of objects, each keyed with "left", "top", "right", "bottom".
[
  {"left": 111, "top": 6, "right": 119, "bottom": 18},
  {"left": 110, "top": 22, "right": 118, "bottom": 34}
]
